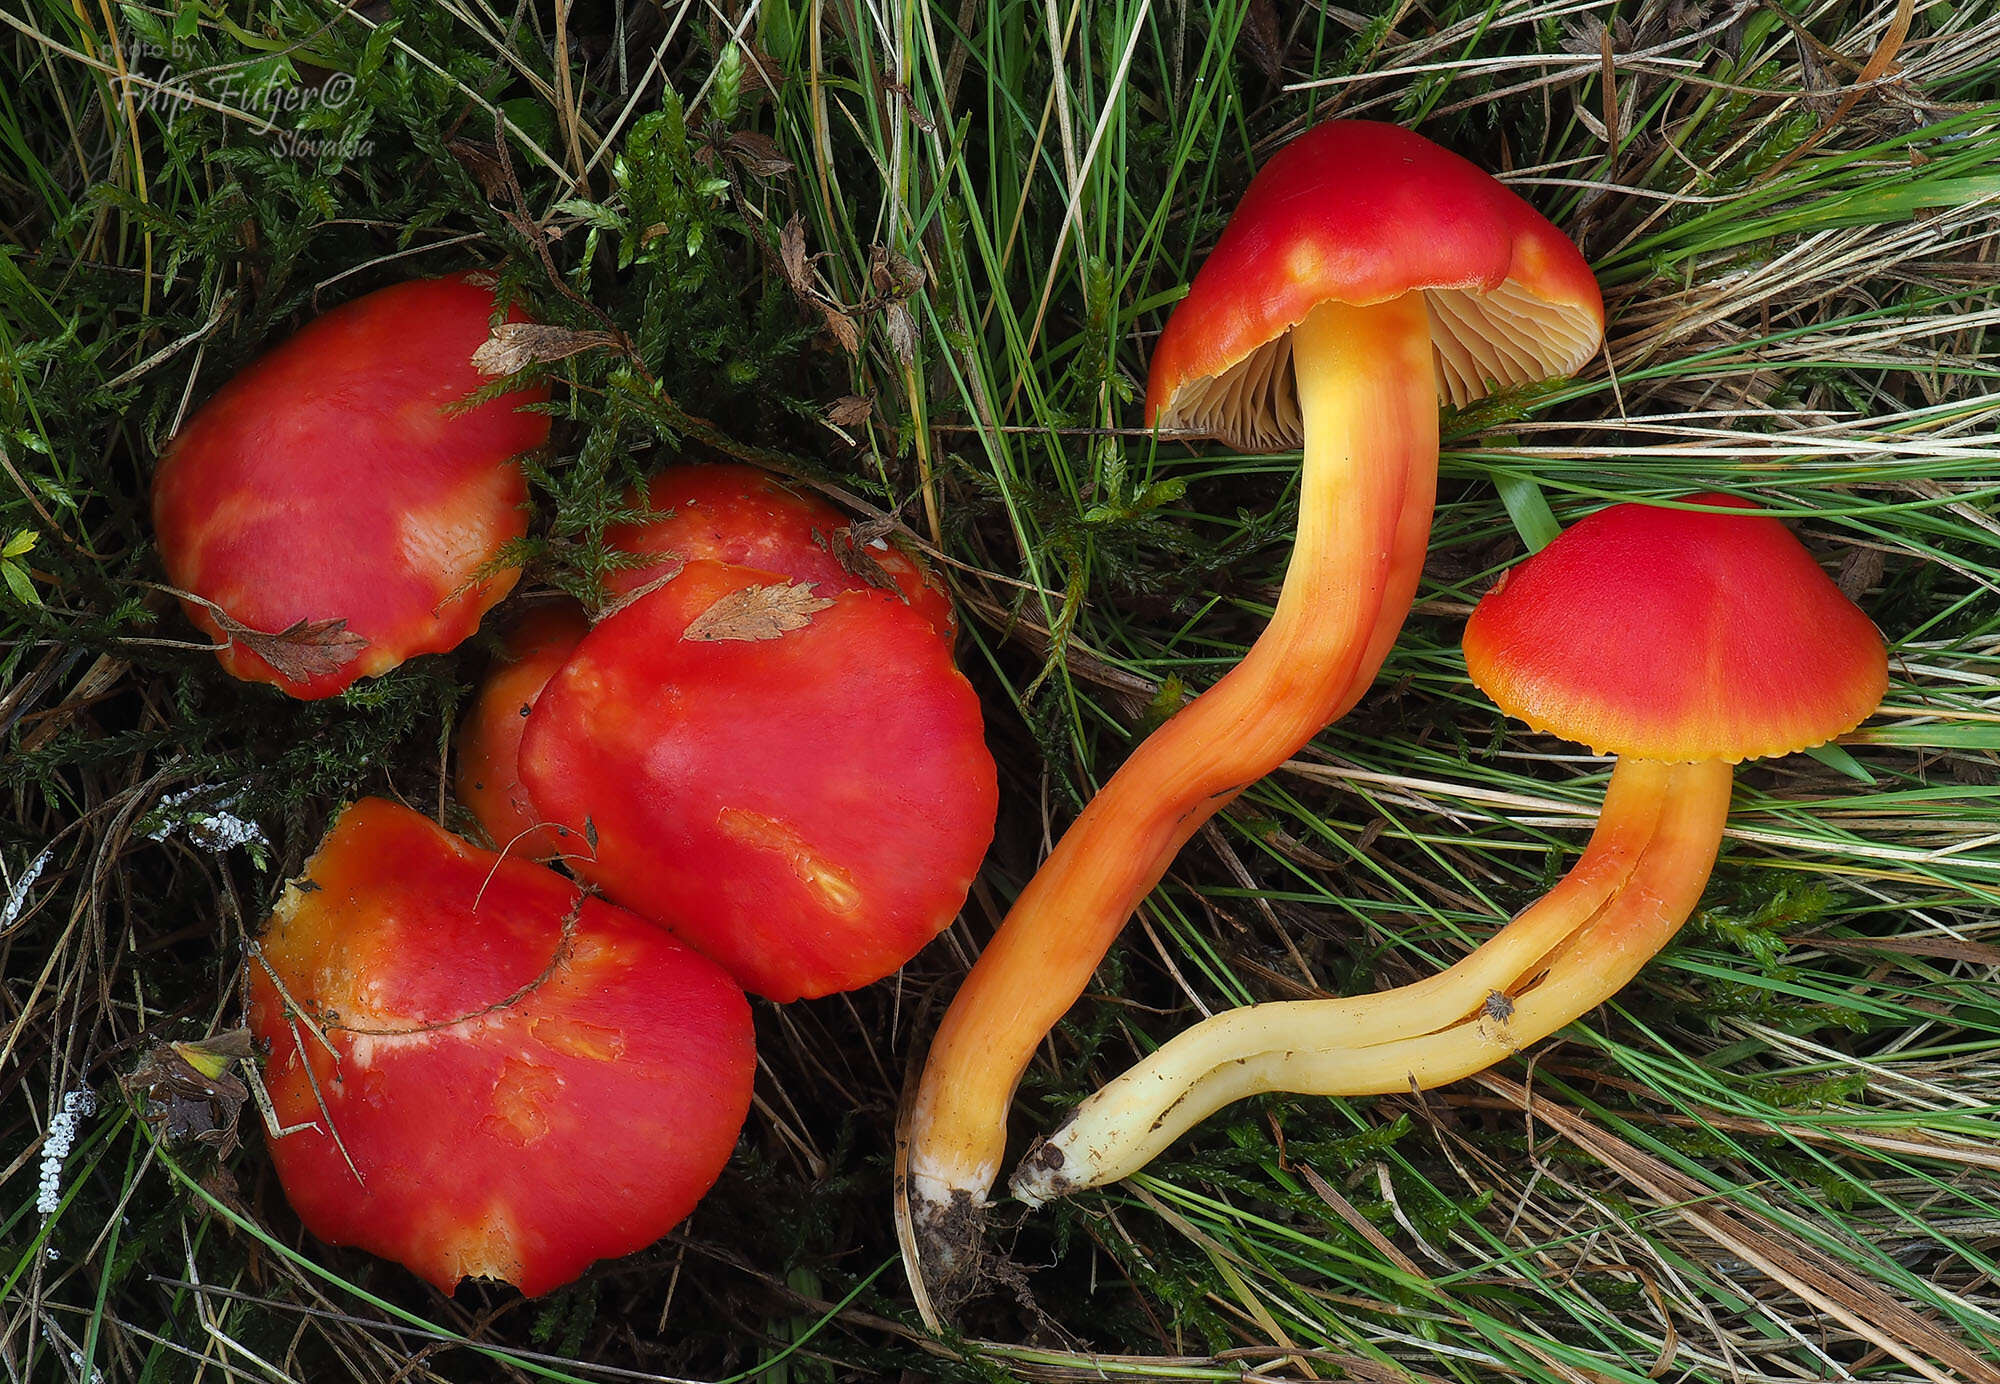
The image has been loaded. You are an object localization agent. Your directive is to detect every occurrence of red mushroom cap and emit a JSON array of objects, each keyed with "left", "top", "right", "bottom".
[
  {"left": 519, "top": 560, "right": 997, "bottom": 1001},
  {"left": 1147, "top": 121, "right": 1604, "bottom": 450},
  {"left": 1463, "top": 495, "right": 1890, "bottom": 762},
  {"left": 456, "top": 606, "right": 591, "bottom": 861},
  {"left": 152, "top": 274, "right": 548, "bottom": 698},
  {"left": 604, "top": 464, "right": 956, "bottom": 639},
  {"left": 247, "top": 798, "right": 754, "bottom": 1297}
]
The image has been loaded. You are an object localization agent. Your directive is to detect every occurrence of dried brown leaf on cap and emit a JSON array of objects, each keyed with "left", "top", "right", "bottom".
[
  {"left": 682, "top": 581, "right": 836, "bottom": 642},
  {"left": 209, "top": 610, "right": 370, "bottom": 685}
]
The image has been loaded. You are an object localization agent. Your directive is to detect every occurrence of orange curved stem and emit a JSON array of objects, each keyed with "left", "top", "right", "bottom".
[
  {"left": 1008, "top": 757, "right": 1731, "bottom": 1202},
  {"left": 902, "top": 295, "right": 1441, "bottom": 1285}
]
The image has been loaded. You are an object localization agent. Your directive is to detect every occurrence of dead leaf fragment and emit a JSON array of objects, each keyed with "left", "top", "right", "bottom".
[
  {"left": 126, "top": 1031, "right": 254, "bottom": 1155},
  {"left": 824, "top": 518, "right": 906, "bottom": 601},
  {"left": 780, "top": 215, "right": 865, "bottom": 356},
  {"left": 1240, "top": 0, "right": 1286, "bottom": 83},
  {"left": 819, "top": 304, "right": 861, "bottom": 355},
  {"left": 882, "top": 301, "right": 917, "bottom": 366},
  {"left": 682, "top": 581, "right": 836, "bottom": 642},
  {"left": 739, "top": 44, "right": 787, "bottom": 98},
  {"left": 472, "top": 322, "right": 620, "bottom": 377},
  {"left": 868, "top": 246, "right": 926, "bottom": 298},
  {"left": 1837, "top": 544, "right": 1886, "bottom": 601},
  {"left": 212, "top": 611, "right": 369, "bottom": 685},
  {"left": 825, "top": 395, "right": 873, "bottom": 429},
  {"left": 724, "top": 130, "right": 794, "bottom": 177},
  {"left": 868, "top": 247, "right": 926, "bottom": 364},
  {"left": 779, "top": 214, "right": 811, "bottom": 295},
  {"left": 446, "top": 137, "right": 507, "bottom": 199},
  {"left": 594, "top": 562, "right": 685, "bottom": 624}
]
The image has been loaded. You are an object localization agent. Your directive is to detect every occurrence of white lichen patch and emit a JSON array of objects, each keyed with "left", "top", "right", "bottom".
[
  {"left": 146, "top": 787, "right": 270, "bottom": 855},
  {"left": 37, "top": 1087, "right": 99, "bottom": 1215},
  {"left": 2, "top": 845, "right": 52, "bottom": 930}
]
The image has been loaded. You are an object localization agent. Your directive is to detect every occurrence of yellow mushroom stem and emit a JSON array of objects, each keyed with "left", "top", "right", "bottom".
[
  {"left": 1010, "top": 756, "right": 1733, "bottom": 1206},
  {"left": 901, "top": 294, "right": 1441, "bottom": 1292}
]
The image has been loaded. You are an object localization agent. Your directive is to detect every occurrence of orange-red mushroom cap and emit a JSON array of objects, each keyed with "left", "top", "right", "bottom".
[
  {"left": 248, "top": 799, "right": 754, "bottom": 1297},
  {"left": 1463, "top": 495, "right": 1889, "bottom": 763},
  {"left": 519, "top": 560, "right": 997, "bottom": 1002},
  {"left": 456, "top": 605, "right": 591, "bottom": 862},
  {"left": 1146, "top": 121, "right": 1604, "bottom": 450},
  {"left": 604, "top": 464, "right": 956, "bottom": 640},
  {"left": 152, "top": 274, "right": 548, "bottom": 698}
]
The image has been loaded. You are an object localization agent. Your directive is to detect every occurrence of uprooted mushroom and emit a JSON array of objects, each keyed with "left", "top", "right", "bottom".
[
  {"left": 900, "top": 119, "right": 1604, "bottom": 1309},
  {"left": 1009, "top": 495, "right": 1889, "bottom": 1205}
]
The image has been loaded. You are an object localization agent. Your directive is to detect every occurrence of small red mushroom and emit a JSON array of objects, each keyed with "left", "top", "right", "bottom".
[
  {"left": 1463, "top": 495, "right": 1887, "bottom": 763},
  {"left": 456, "top": 606, "right": 591, "bottom": 861},
  {"left": 248, "top": 798, "right": 754, "bottom": 1297},
  {"left": 518, "top": 560, "right": 996, "bottom": 1001},
  {"left": 605, "top": 464, "right": 956, "bottom": 638},
  {"left": 152, "top": 274, "right": 549, "bottom": 698}
]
